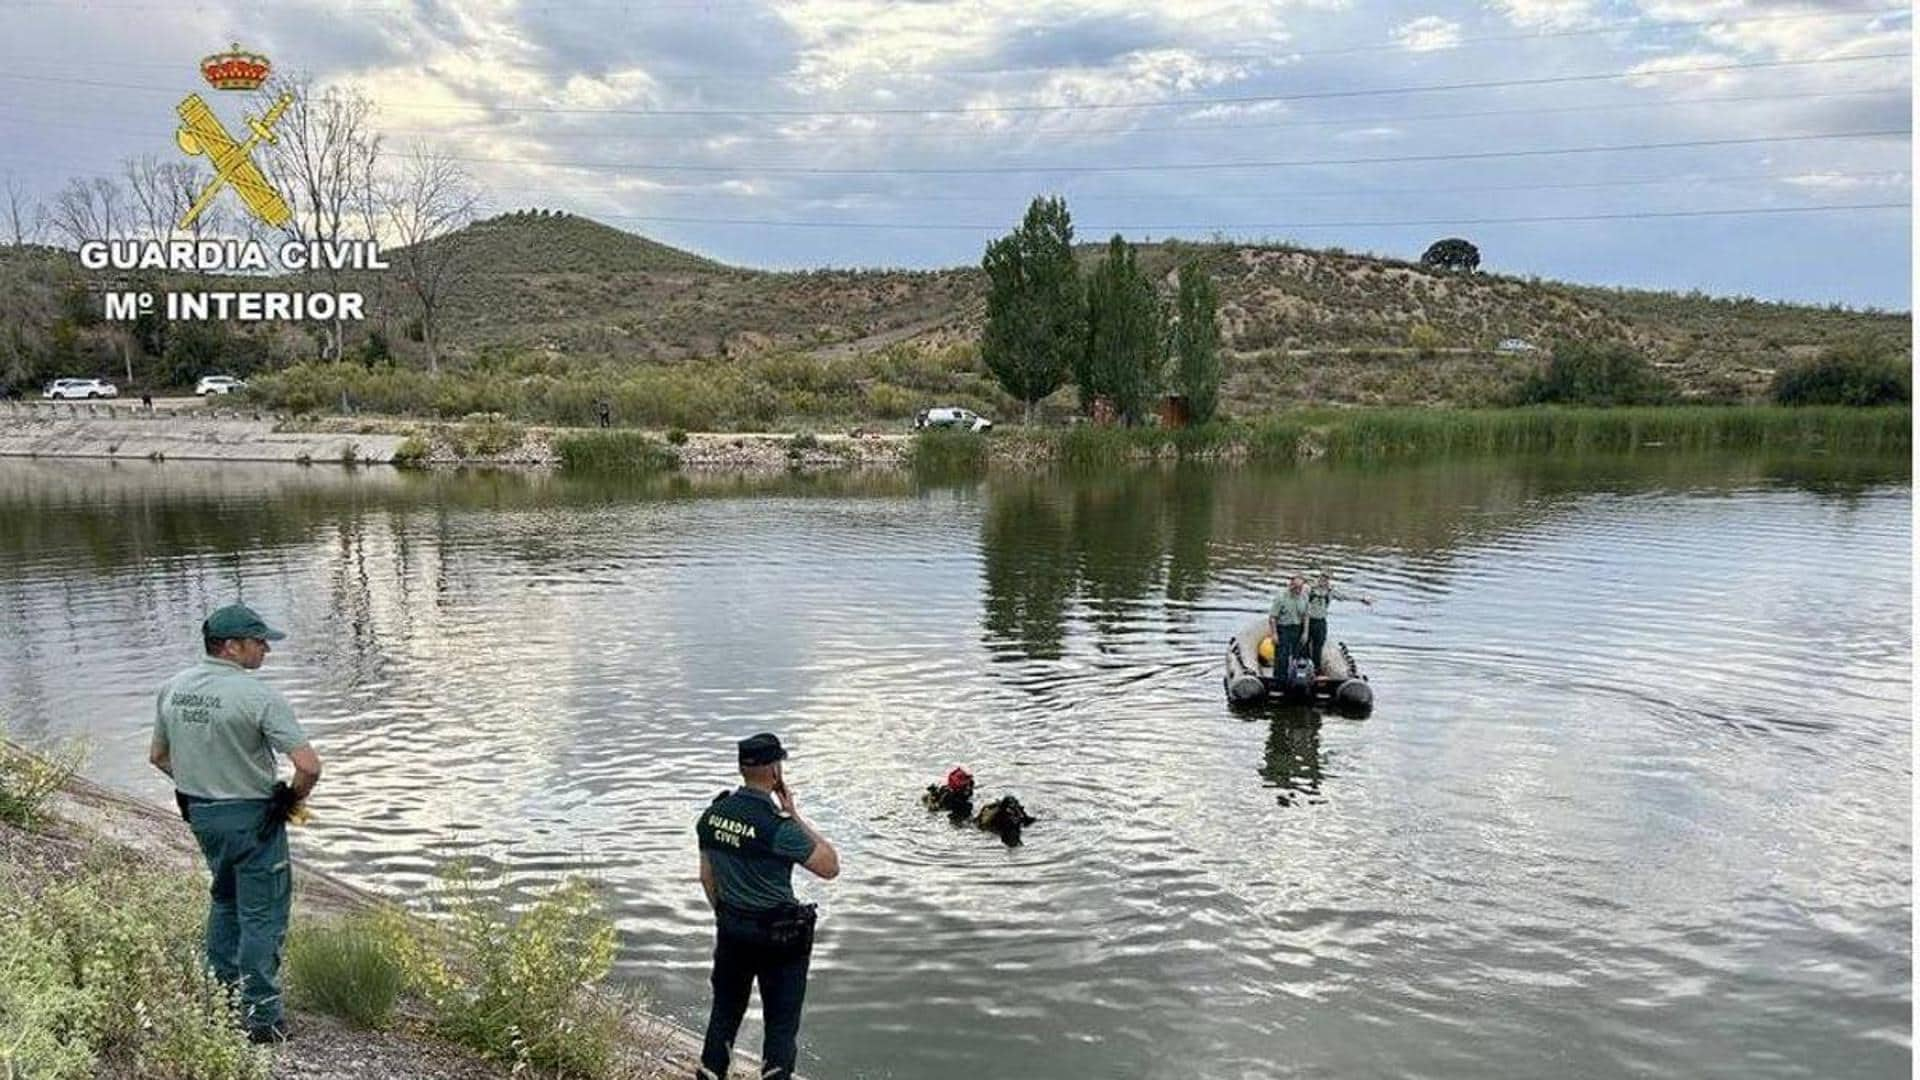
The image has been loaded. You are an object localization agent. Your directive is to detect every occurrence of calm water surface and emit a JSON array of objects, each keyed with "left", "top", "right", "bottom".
[{"left": 0, "top": 453, "right": 1909, "bottom": 1079}]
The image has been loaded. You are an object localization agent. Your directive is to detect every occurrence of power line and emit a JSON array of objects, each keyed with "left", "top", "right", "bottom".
[
  {"left": 497, "top": 202, "right": 1910, "bottom": 232},
  {"left": 0, "top": 6, "right": 1903, "bottom": 82},
  {"left": 0, "top": 51, "right": 1903, "bottom": 117},
  {"left": 421, "top": 129, "right": 1911, "bottom": 175},
  {"left": 475, "top": 169, "right": 1911, "bottom": 205},
  {"left": 414, "top": 84, "right": 1918, "bottom": 142},
  {"left": 0, "top": 82, "right": 1905, "bottom": 146}
]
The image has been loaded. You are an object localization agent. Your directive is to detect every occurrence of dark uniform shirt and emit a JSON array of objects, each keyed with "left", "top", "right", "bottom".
[{"left": 697, "top": 786, "right": 816, "bottom": 913}]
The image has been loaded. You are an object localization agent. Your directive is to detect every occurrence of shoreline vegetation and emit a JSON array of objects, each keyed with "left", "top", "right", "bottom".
[
  {"left": 1, "top": 402, "right": 1907, "bottom": 474},
  {"left": 419, "top": 404, "right": 1914, "bottom": 473},
  {"left": 0, "top": 739, "right": 720, "bottom": 1080}
]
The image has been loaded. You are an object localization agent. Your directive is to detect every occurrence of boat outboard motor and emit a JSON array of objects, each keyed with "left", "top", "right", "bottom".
[
  {"left": 1281, "top": 655, "right": 1316, "bottom": 697},
  {"left": 1333, "top": 678, "right": 1374, "bottom": 716}
]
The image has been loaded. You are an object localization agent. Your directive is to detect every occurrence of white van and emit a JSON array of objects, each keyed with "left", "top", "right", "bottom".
[
  {"left": 913, "top": 407, "right": 993, "bottom": 433},
  {"left": 43, "top": 378, "right": 119, "bottom": 400}
]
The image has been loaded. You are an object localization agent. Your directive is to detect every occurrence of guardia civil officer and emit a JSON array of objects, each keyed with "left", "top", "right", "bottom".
[
  {"left": 695, "top": 733, "right": 839, "bottom": 1080},
  {"left": 1269, "top": 574, "right": 1311, "bottom": 665},
  {"left": 1306, "top": 569, "right": 1373, "bottom": 668},
  {"left": 149, "top": 604, "right": 322, "bottom": 1044}
]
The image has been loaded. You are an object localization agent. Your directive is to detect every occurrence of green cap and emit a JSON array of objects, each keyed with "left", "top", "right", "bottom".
[
  {"left": 738, "top": 732, "right": 787, "bottom": 767},
  {"left": 201, "top": 603, "right": 286, "bottom": 642}
]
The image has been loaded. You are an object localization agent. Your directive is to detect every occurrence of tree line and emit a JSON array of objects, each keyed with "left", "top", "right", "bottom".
[
  {"left": 1, "top": 75, "right": 481, "bottom": 392},
  {"left": 980, "top": 196, "right": 1223, "bottom": 427}
]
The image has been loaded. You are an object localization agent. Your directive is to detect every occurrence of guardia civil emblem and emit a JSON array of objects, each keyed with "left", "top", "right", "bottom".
[{"left": 174, "top": 44, "right": 294, "bottom": 230}]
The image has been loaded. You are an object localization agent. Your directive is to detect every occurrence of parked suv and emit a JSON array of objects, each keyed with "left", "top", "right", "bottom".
[
  {"left": 43, "top": 378, "right": 119, "bottom": 400},
  {"left": 196, "top": 375, "right": 248, "bottom": 396},
  {"left": 914, "top": 406, "right": 993, "bottom": 433}
]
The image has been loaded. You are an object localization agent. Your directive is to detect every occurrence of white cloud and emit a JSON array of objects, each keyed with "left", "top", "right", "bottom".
[
  {"left": 1781, "top": 171, "right": 1911, "bottom": 191},
  {"left": 1486, "top": 0, "right": 1600, "bottom": 31},
  {"left": 1391, "top": 16, "right": 1463, "bottom": 52},
  {"left": 1624, "top": 51, "right": 1747, "bottom": 92}
]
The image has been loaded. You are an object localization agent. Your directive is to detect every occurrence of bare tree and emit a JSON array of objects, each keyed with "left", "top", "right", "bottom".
[
  {"left": 256, "top": 74, "right": 382, "bottom": 360},
  {"left": 381, "top": 145, "right": 480, "bottom": 374},
  {"left": 124, "top": 155, "right": 221, "bottom": 240},
  {"left": 2, "top": 173, "right": 44, "bottom": 246},
  {"left": 46, "top": 175, "right": 124, "bottom": 247}
]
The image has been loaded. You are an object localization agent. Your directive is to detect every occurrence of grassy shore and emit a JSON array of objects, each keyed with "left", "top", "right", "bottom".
[
  {"left": 0, "top": 739, "right": 707, "bottom": 1080},
  {"left": 942, "top": 406, "right": 1911, "bottom": 471}
]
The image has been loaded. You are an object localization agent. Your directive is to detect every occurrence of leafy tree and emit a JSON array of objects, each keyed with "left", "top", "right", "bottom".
[
  {"left": 1514, "top": 341, "right": 1674, "bottom": 406},
  {"left": 1080, "top": 235, "right": 1164, "bottom": 424},
  {"left": 359, "top": 328, "right": 392, "bottom": 367},
  {"left": 1771, "top": 338, "right": 1910, "bottom": 406},
  {"left": 1171, "top": 259, "right": 1222, "bottom": 424},
  {"left": 47, "top": 318, "right": 80, "bottom": 374},
  {"left": 59, "top": 283, "right": 99, "bottom": 328},
  {"left": 1420, "top": 237, "right": 1480, "bottom": 272},
  {"left": 981, "top": 196, "right": 1082, "bottom": 422},
  {"left": 162, "top": 322, "right": 228, "bottom": 387}
]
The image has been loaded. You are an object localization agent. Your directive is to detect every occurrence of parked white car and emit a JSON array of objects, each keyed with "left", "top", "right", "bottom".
[
  {"left": 196, "top": 375, "right": 248, "bottom": 396},
  {"left": 914, "top": 407, "right": 993, "bottom": 433},
  {"left": 1495, "top": 338, "right": 1540, "bottom": 355},
  {"left": 42, "top": 378, "right": 118, "bottom": 400}
]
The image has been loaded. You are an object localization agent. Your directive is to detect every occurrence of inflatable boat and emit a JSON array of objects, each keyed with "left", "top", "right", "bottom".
[{"left": 1224, "top": 617, "right": 1374, "bottom": 715}]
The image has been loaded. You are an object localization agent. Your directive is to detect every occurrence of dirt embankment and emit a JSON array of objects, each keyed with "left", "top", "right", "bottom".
[
  {"left": 0, "top": 401, "right": 914, "bottom": 471},
  {"left": 0, "top": 400, "right": 406, "bottom": 465}
]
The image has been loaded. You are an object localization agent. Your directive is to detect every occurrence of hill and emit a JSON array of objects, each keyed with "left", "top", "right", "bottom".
[
  {"left": 439, "top": 209, "right": 727, "bottom": 274},
  {"left": 0, "top": 211, "right": 1907, "bottom": 411}
]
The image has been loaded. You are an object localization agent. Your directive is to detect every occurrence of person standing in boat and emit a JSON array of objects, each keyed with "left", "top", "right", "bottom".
[
  {"left": 1307, "top": 569, "right": 1373, "bottom": 669},
  {"left": 1269, "top": 574, "right": 1311, "bottom": 667}
]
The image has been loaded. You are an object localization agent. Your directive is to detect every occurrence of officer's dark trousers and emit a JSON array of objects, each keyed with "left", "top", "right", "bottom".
[
  {"left": 699, "top": 919, "right": 812, "bottom": 1080},
  {"left": 187, "top": 799, "right": 291, "bottom": 1031},
  {"left": 1307, "top": 617, "right": 1328, "bottom": 669},
  {"left": 1278, "top": 623, "right": 1306, "bottom": 664}
]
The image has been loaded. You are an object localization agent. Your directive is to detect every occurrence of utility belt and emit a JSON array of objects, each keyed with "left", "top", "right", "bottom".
[
  {"left": 173, "top": 790, "right": 270, "bottom": 821},
  {"left": 716, "top": 900, "right": 818, "bottom": 948}
]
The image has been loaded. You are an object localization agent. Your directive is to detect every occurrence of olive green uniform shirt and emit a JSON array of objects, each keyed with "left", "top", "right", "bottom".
[
  {"left": 1269, "top": 591, "right": 1309, "bottom": 626},
  {"left": 704, "top": 787, "right": 817, "bottom": 911},
  {"left": 152, "top": 656, "right": 309, "bottom": 800},
  {"left": 1307, "top": 585, "right": 1351, "bottom": 619}
]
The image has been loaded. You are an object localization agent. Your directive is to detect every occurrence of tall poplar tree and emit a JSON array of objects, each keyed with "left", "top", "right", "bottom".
[
  {"left": 981, "top": 196, "right": 1082, "bottom": 423},
  {"left": 1172, "top": 259, "right": 1222, "bottom": 425},
  {"left": 1081, "top": 235, "right": 1163, "bottom": 424}
]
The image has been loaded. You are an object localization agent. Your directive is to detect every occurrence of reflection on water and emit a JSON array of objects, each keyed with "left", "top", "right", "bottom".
[{"left": 0, "top": 451, "right": 1910, "bottom": 1080}]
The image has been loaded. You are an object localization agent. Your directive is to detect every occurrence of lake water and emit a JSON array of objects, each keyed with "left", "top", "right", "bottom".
[{"left": 0, "top": 452, "right": 1909, "bottom": 1079}]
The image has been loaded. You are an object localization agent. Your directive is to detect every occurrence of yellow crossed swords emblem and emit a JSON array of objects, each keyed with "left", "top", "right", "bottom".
[{"left": 174, "top": 91, "right": 294, "bottom": 231}]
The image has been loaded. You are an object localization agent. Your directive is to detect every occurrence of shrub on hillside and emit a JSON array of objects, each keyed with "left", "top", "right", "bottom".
[
  {"left": 1512, "top": 341, "right": 1674, "bottom": 406},
  {"left": 1771, "top": 340, "right": 1911, "bottom": 406},
  {"left": 1407, "top": 323, "right": 1443, "bottom": 356}
]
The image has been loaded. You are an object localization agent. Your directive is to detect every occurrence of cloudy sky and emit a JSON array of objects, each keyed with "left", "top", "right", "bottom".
[{"left": 0, "top": 0, "right": 1910, "bottom": 307}]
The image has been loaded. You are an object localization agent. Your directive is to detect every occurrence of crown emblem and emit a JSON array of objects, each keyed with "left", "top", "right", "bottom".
[{"left": 200, "top": 43, "right": 271, "bottom": 91}]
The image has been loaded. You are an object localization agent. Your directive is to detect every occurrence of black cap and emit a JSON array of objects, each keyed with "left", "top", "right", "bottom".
[{"left": 738, "top": 732, "right": 787, "bottom": 767}]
